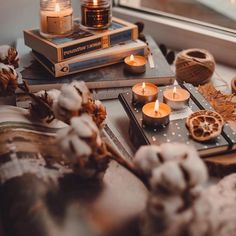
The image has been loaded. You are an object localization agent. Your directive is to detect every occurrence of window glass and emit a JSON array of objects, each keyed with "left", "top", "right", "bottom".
[{"left": 118, "top": 0, "right": 236, "bottom": 32}]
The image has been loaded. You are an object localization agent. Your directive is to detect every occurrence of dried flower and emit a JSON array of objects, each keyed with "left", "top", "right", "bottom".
[
  {"left": 0, "top": 63, "right": 18, "bottom": 96},
  {"left": 53, "top": 81, "right": 106, "bottom": 126},
  {"left": 82, "top": 100, "right": 107, "bottom": 127},
  {"left": 198, "top": 83, "right": 236, "bottom": 122},
  {"left": 30, "top": 89, "right": 61, "bottom": 123},
  {"left": 0, "top": 45, "right": 19, "bottom": 68},
  {"left": 57, "top": 114, "right": 110, "bottom": 180},
  {"left": 18, "top": 82, "right": 57, "bottom": 123}
]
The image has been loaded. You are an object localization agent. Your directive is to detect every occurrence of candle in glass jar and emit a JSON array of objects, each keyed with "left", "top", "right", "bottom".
[
  {"left": 132, "top": 82, "right": 158, "bottom": 105},
  {"left": 163, "top": 87, "right": 190, "bottom": 110},
  {"left": 124, "top": 54, "right": 146, "bottom": 74},
  {"left": 40, "top": 0, "right": 73, "bottom": 38},
  {"left": 142, "top": 100, "right": 171, "bottom": 127},
  {"left": 81, "top": 0, "right": 112, "bottom": 30}
]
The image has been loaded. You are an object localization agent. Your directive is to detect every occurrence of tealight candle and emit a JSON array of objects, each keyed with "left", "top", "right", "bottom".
[
  {"left": 163, "top": 87, "right": 190, "bottom": 110},
  {"left": 40, "top": 0, "right": 74, "bottom": 38},
  {"left": 124, "top": 54, "right": 146, "bottom": 74},
  {"left": 142, "top": 100, "right": 171, "bottom": 127},
  {"left": 132, "top": 82, "right": 158, "bottom": 105}
]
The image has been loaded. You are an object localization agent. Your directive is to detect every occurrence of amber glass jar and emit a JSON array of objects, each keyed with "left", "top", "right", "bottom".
[{"left": 81, "top": 0, "right": 112, "bottom": 30}]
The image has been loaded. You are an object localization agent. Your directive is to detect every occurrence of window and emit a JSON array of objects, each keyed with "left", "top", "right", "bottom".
[
  {"left": 117, "top": 0, "right": 236, "bottom": 33},
  {"left": 113, "top": 0, "right": 236, "bottom": 67}
]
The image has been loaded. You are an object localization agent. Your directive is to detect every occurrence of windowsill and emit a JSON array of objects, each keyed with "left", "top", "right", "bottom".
[{"left": 113, "top": 6, "right": 236, "bottom": 67}]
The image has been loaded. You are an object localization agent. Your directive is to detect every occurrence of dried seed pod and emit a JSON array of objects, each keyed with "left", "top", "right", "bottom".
[
  {"left": 71, "top": 81, "right": 91, "bottom": 104},
  {"left": 139, "top": 143, "right": 208, "bottom": 236},
  {"left": 186, "top": 110, "right": 224, "bottom": 128},
  {"left": 134, "top": 145, "right": 162, "bottom": 177},
  {"left": 30, "top": 89, "right": 61, "bottom": 123},
  {"left": 0, "top": 45, "right": 19, "bottom": 68},
  {"left": 34, "top": 89, "right": 61, "bottom": 107},
  {"left": 189, "top": 115, "right": 222, "bottom": 142},
  {"left": 134, "top": 143, "right": 208, "bottom": 189},
  {"left": 57, "top": 114, "right": 110, "bottom": 180},
  {"left": 53, "top": 84, "right": 82, "bottom": 123},
  {"left": 82, "top": 100, "right": 107, "bottom": 127},
  {"left": 0, "top": 63, "right": 18, "bottom": 96}
]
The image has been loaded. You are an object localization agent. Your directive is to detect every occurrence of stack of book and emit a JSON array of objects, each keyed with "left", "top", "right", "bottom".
[{"left": 24, "top": 17, "right": 147, "bottom": 77}]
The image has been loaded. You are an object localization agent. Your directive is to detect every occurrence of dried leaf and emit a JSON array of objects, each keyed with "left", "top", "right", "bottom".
[{"left": 198, "top": 83, "right": 236, "bottom": 122}]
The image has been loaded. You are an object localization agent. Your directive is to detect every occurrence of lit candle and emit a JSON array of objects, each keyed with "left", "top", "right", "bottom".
[
  {"left": 163, "top": 87, "right": 190, "bottom": 110},
  {"left": 40, "top": 0, "right": 73, "bottom": 38},
  {"left": 81, "top": 0, "right": 112, "bottom": 29},
  {"left": 124, "top": 54, "right": 146, "bottom": 74},
  {"left": 132, "top": 82, "right": 158, "bottom": 105},
  {"left": 142, "top": 100, "right": 171, "bottom": 127}
]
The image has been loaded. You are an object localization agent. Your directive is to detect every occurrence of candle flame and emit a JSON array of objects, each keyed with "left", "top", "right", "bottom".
[
  {"left": 93, "top": 0, "right": 98, "bottom": 5},
  {"left": 130, "top": 54, "right": 135, "bottom": 62},
  {"left": 154, "top": 100, "right": 159, "bottom": 113},
  {"left": 142, "top": 82, "right": 146, "bottom": 93},
  {"left": 55, "top": 3, "right": 60, "bottom": 12}
]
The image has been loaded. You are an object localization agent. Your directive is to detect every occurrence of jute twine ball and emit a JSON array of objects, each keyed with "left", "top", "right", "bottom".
[{"left": 175, "top": 49, "right": 215, "bottom": 86}]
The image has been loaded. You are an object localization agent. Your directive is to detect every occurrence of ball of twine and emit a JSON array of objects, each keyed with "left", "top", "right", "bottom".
[{"left": 175, "top": 49, "right": 215, "bottom": 86}]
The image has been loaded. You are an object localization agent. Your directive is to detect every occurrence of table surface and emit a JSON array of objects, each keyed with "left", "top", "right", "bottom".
[{"left": 103, "top": 63, "right": 236, "bottom": 157}]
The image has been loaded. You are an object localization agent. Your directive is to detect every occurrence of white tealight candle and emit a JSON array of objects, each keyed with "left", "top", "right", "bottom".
[
  {"left": 124, "top": 54, "right": 146, "bottom": 74},
  {"left": 132, "top": 82, "right": 158, "bottom": 105},
  {"left": 142, "top": 99, "right": 171, "bottom": 127},
  {"left": 163, "top": 87, "right": 190, "bottom": 110}
]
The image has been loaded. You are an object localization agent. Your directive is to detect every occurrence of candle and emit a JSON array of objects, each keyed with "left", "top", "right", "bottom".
[
  {"left": 132, "top": 82, "right": 158, "bottom": 105},
  {"left": 163, "top": 87, "right": 190, "bottom": 110},
  {"left": 40, "top": 0, "right": 73, "bottom": 38},
  {"left": 124, "top": 54, "right": 146, "bottom": 74},
  {"left": 81, "top": 0, "right": 112, "bottom": 29},
  {"left": 142, "top": 100, "right": 171, "bottom": 127}
]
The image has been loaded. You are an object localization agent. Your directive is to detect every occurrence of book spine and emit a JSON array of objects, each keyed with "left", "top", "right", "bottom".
[
  {"left": 61, "top": 27, "right": 138, "bottom": 61},
  {"left": 34, "top": 47, "right": 145, "bottom": 77}
]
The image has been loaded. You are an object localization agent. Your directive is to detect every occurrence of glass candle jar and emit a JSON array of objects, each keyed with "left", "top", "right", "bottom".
[
  {"left": 40, "top": 0, "right": 74, "bottom": 38},
  {"left": 81, "top": 0, "right": 112, "bottom": 30}
]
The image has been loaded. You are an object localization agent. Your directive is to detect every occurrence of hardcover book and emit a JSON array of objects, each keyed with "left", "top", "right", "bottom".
[
  {"left": 32, "top": 39, "right": 147, "bottom": 77},
  {"left": 24, "top": 17, "right": 138, "bottom": 62},
  {"left": 20, "top": 36, "right": 175, "bottom": 93},
  {"left": 118, "top": 83, "right": 236, "bottom": 157}
]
